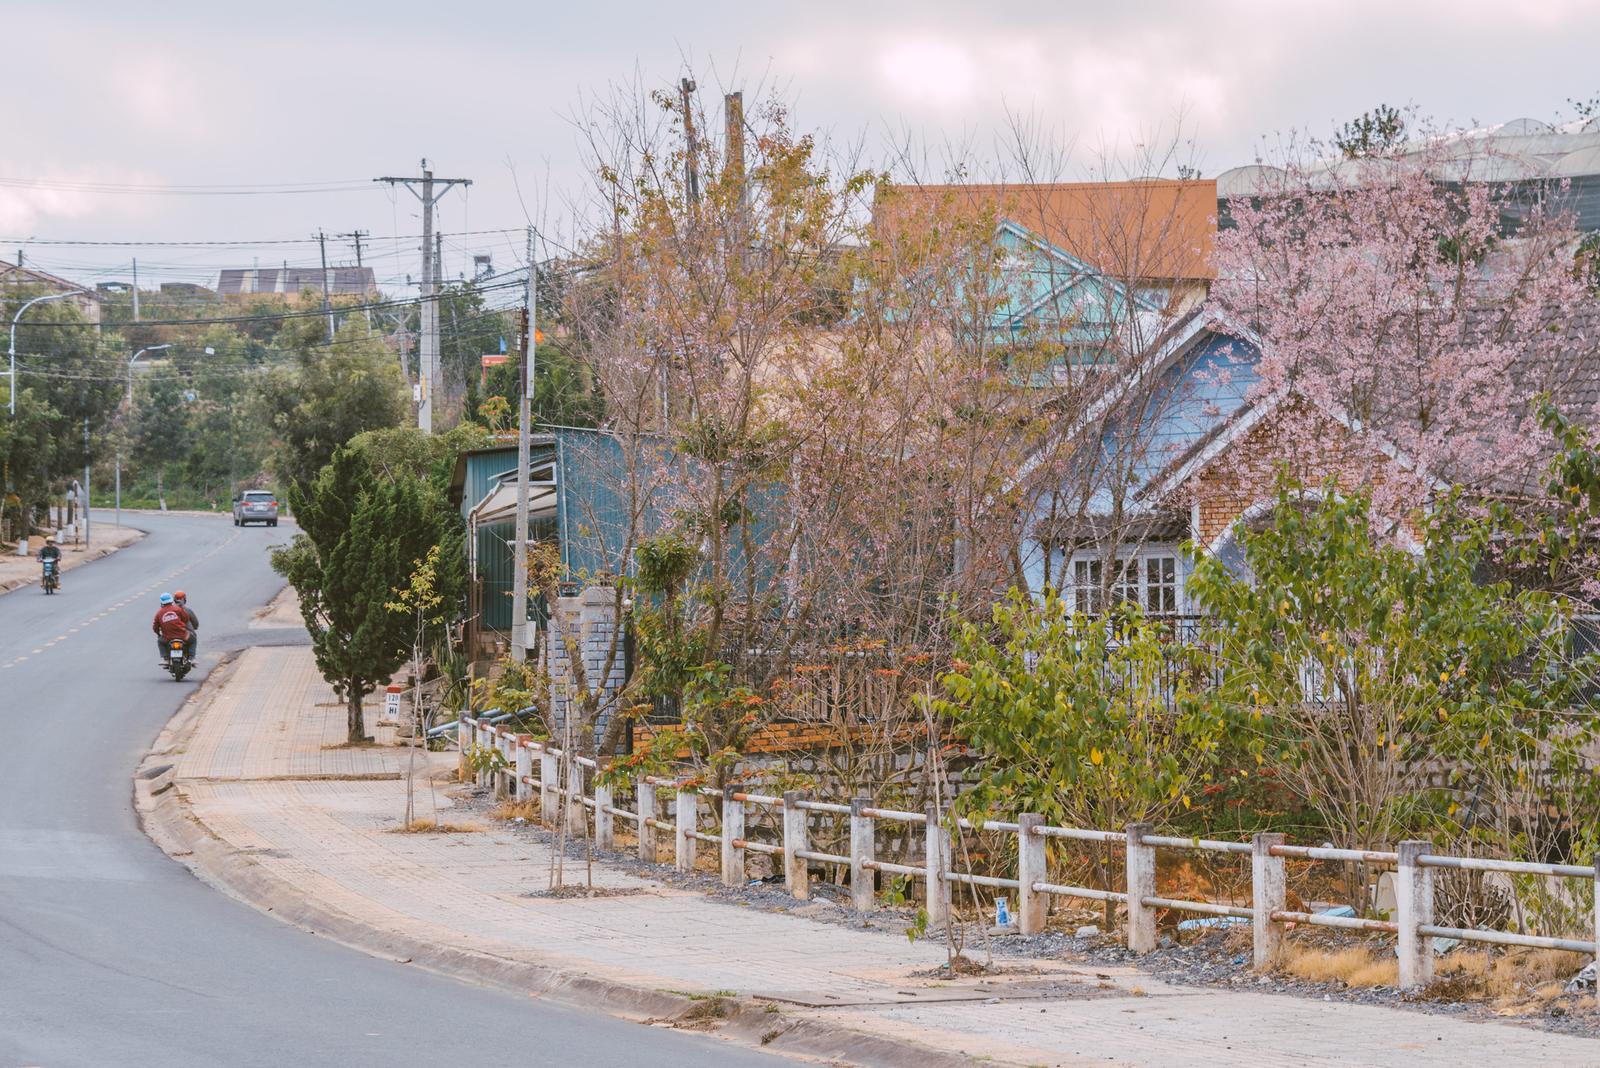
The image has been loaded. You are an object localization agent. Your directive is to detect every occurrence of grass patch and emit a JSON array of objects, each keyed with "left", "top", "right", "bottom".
[
  {"left": 391, "top": 818, "right": 482, "bottom": 834},
  {"left": 490, "top": 799, "right": 537, "bottom": 822},
  {"left": 1283, "top": 946, "right": 1398, "bottom": 987},
  {"left": 1434, "top": 948, "right": 1589, "bottom": 1009}
]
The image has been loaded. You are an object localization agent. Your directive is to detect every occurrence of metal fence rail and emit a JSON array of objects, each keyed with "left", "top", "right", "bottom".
[{"left": 456, "top": 716, "right": 1600, "bottom": 1002}]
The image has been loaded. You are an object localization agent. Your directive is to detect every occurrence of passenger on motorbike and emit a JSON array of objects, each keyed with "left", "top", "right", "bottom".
[
  {"left": 152, "top": 593, "right": 191, "bottom": 664},
  {"left": 174, "top": 590, "right": 199, "bottom": 660}
]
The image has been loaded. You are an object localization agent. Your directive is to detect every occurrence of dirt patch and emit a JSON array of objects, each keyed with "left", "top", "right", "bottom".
[
  {"left": 910, "top": 955, "right": 995, "bottom": 979},
  {"left": 522, "top": 885, "right": 646, "bottom": 900},
  {"left": 390, "top": 819, "right": 482, "bottom": 834}
]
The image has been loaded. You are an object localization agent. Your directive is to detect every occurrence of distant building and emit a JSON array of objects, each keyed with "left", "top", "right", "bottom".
[
  {"left": 216, "top": 266, "right": 377, "bottom": 299},
  {"left": 0, "top": 259, "right": 101, "bottom": 324},
  {"left": 1216, "top": 116, "right": 1600, "bottom": 231}
]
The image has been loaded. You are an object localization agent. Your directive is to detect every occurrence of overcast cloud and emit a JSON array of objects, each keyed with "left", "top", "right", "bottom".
[{"left": 8, "top": 0, "right": 1600, "bottom": 288}]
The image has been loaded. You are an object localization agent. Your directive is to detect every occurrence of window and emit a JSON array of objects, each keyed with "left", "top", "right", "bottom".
[
  {"left": 1068, "top": 548, "right": 1183, "bottom": 616},
  {"left": 1073, "top": 558, "right": 1102, "bottom": 614},
  {"left": 1145, "top": 555, "right": 1178, "bottom": 613}
]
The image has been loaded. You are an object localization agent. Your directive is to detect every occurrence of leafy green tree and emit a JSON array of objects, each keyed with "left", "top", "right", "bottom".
[
  {"left": 930, "top": 590, "right": 1229, "bottom": 873},
  {"left": 475, "top": 337, "right": 603, "bottom": 429},
  {"left": 1334, "top": 104, "right": 1407, "bottom": 158},
  {"left": 1187, "top": 479, "right": 1598, "bottom": 912},
  {"left": 271, "top": 446, "right": 462, "bottom": 743},
  {"left": 256, "top": 318, "right": 409, "bottom": 492},
  {"left": 129, "top": 376, "right": 194, "bottom": 506},
  {"left": 0, "top": 385, "right": 60, "bottom": 538}
]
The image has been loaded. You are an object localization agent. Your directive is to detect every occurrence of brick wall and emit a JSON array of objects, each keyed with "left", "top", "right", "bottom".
[{"left": 1188, "top": 402, "right": 1425, "bottom": 547}]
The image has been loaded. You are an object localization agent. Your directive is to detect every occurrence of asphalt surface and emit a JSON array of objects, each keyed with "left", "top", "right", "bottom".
[{"left": 0, "top": 513, "right": 785, "bottom": 1068}]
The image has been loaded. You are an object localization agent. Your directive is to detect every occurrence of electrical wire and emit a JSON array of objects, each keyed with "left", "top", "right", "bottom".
[{"left": 1, "top": 228, "right": 528, "bottom": 247}]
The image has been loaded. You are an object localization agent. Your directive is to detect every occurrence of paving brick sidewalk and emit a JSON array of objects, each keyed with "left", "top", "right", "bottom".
[{"left": 149, "top": 646, "right": 1600, "bottom": 1068}]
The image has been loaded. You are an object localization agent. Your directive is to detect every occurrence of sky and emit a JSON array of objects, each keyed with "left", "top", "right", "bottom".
[{"left": 7, "top": 0, "right": 1600, "bottom": 293}]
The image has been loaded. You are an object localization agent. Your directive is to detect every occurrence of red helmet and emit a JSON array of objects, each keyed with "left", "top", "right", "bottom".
[{"left": 174, "top": 590, "right": 187, "bottom": 602}]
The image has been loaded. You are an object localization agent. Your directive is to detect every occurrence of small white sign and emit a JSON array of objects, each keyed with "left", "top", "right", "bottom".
[{"left": 384, "top": 689, "right": 402, "bottom": 722}]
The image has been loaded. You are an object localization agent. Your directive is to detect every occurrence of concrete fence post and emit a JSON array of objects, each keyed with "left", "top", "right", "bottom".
[
  {"left": 924, "top": 805, "right": 950, "bottom": 929},
  {"left": 475, "top": 725, "right": 489, "bottom": 787},
  {"left": 513, "top": 738, "right": 532, "bottom": 802},
  {"left": 1397, "top": 840, "right": 1435, "bottom": 990},
  {"left": 1251, "top": 832, "right": 1286, "bottom": 970},
  {"left": 637, "top": 781, "right": 657, "bottom": 863},
  {"left": 496, "top": 731, "right": 514, "bottom": 798},
  {"left": 565, "top": 759, "right": 586, "bottom": 837},
  {"left": 1125, "top": 821, "right": 1157, "bottom": 954},
  {"left": 782, "top": 791, "right": 809, "bottom": 900},
  {"left": 539, "top": 751, "right": 558, "bottom": 828},
  {"left": 1591, "top": 863, "right": 1599, "bottom": 1011},
  {"left": 1017, "top": 814, "right": 1047, "bottom": 936},
  {"left": 675, "top": 789, "right": 697, "bottom": 872},
  {"left": 457, "top": 719, "right": 471, "bottom": 780},
  {"left": 1592, "top": 862, "right": 1599, "bottom": 1011},
  {"left": 721, "top": 787, "right": 745, "bottom": 887},
  {"left": 593, "top": 780, "right": 614, "bottom": 851},
  {"left": 850, "top": 798, "right": 876, "bottom": 913}
]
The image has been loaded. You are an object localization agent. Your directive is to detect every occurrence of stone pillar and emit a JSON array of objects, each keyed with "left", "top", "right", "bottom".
[
  {"left": 547, "top": 585, "right": 629, "bottom": 752},
  {"left": 850, "top": 798, "right": 876, "bottom": 913},
  {"left": 1125, "top": 822, "right": 1157, "bottom": 954},
  {"left": 1397, "top": 840, "right": 1435, "bottom": 990},
  {"left": 782, "top": 791, "right": 809, "bottom": 899},
  {"left": 513, "top": 738, "right": 532, "bottom": 802},
  {"left": 539, "top": 751, "right": 558, "bottom": 827},
  {"left": 1017, "top": 814, "right": 1047, "bottom": 936},
  {"left": 637, "top": 781, "right": 657, "bottom": 863},
  {"left": 721, "top": 787, "right": 745, "bottom": 886},
  {"left": 593, "top": 781, "right": 614, "bottom": 851},
  {"left": 924, "top": 806, "right": 950, "bottom": 929},
  {"left": 1251, "top": 832, "right": 1286, "bottom": 970},
  {"left": 675, "top": 789, "right": 697, "bottom": 872}
]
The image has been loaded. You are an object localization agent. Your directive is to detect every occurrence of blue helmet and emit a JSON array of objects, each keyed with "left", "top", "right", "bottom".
[{"left": 159, "top": 592, "right": 174, "bottom": 605}]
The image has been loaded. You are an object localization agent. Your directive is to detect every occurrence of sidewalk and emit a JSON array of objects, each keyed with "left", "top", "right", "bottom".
[
  {"left": 0, "top": 524, "right": 144, "bottom": 594},
  {"left": 138, "top": 646, "right": 1600, "bottom": 1068}
]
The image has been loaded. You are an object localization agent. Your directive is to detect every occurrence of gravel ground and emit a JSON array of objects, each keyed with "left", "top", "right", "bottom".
[{"left": 457, "top": 786, "right": 1599, "bottom": 1040}]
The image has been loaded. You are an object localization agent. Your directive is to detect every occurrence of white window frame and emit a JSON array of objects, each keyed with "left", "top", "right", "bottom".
[{"left": 1065, "top": 544, "right": 1186, "bottom": 615}]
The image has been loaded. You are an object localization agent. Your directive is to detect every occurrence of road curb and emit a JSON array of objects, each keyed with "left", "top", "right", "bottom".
[
  {"left": 0, "top": 527, "right": 147, "bottom": 596},
  {"left": 134, "top": 657, "right": 985, "bottom": 1068}
]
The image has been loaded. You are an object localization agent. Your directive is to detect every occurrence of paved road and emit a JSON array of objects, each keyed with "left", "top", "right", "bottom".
[{"left": 0, "top": 514, "right": 783, "bottom": 1068}]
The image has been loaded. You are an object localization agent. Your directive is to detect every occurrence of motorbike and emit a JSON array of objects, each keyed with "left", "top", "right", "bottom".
[
  {"left": 41, "top": 558, "right": 59, "bottom": 595},
  {"left": 164, "top": 637, "right": 194, "bottom": 681}
]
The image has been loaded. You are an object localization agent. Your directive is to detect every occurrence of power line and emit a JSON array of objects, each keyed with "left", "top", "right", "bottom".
[
  {"left": 0, "top": 176, "right": 377, "bottom": 196},
  {"left": 10, "top": 276, "right": 529, "bottom": 327},
  {"left": 0, "top": 227, "right": 527, "bottom": 247}
]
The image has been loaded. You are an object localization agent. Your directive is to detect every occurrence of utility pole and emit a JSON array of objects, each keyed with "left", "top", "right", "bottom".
[
  {"left": 131, "top": 258, "right": 140, "bottom": 322},
  {"left": 375, "top": 160, "right": 471, "bottom": 433},
  {"left": 339, "top": 231, "right": 371, "bottom": 324},
  {"left": 82, "top": 418, "right": 90, "bottom": 550},
  {"left": 511, "top": 228, "right": 536, "bottom": 660},
  {"left": 316, "top": 231, "right": 335, "bottom": 342},
  {"left": 680, "top": 78, "right": 700, "bottom": 206}
]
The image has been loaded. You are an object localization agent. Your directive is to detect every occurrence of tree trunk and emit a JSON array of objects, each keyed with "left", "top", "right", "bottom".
[{"left": 346, "top": 682, "right": 367, "bottom": 745}]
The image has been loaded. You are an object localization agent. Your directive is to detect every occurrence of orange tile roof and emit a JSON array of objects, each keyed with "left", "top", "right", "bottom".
[{"left": 874, "top": 179, "right": 1217, "bottom": 282}]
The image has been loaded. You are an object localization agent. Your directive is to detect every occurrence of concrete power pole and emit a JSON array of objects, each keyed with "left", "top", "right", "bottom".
[
  {"left": 316, "top": 231, "right": 335, "bottom": 342},
  {"left": 511, "top": 228, "right": 537, "bottom": 660},
  {"left": 680, "top": 78, "right": 700, "bottom": 206},
  {"left": 374, "top": 160, "right": 471, "bottom": 433}
]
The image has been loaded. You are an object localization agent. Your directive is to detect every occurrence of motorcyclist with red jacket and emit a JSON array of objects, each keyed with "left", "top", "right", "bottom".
[{"left": 152, "top": 593, "right": 192, "bottom": 664}]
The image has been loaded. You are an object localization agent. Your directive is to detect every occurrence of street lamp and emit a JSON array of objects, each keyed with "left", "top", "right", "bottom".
[
  {"left": 8, "top": 289, "right": 87, "bottom": 415},
  {"left": 117, "top": 343, "right": 172, "bottom": 527}
]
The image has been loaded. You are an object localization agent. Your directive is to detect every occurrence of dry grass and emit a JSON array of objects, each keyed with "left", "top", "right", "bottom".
[
  {"left": 391, "top": 818, "right": 482, "bottom": 834},
  {"left": 1435, "top": 948, "right": 1589, "bottom": 1010},
  {"left": 490, "top": 799, "right": 537, "bottom": 822},
  {"left": 1283, "top": 945, "right": 1398, "bottom": 987}
]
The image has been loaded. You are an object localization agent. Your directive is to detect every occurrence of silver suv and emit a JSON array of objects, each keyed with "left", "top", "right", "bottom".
[{"left": 233, "top": 490, "right": 279, "bottom": 527}]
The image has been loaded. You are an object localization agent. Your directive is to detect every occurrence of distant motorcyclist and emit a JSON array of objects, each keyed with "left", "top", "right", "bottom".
[
  {"left": 152, "top": 593, "right": 190, "bottom": 664},
  {"left": 38, "top": 536, "right": 62, "bottom": 588},
  {"left": 174, "top": 590, "right": 199, "bottom": 660}
]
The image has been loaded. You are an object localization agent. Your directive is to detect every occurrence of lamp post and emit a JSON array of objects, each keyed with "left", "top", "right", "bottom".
[
  {"left": 8, "top": 290, "right": 86, "bottom": 415},
  {"left": 117, "top": 343, "right": 171, "bottom": 527}
]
